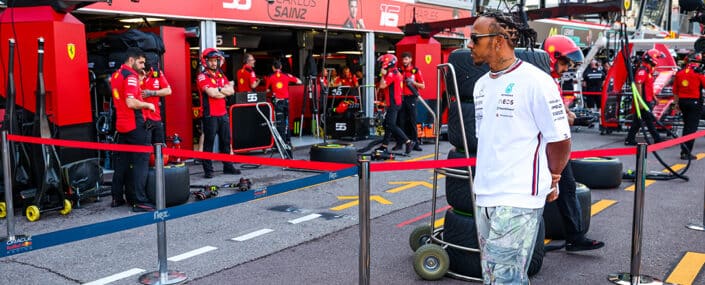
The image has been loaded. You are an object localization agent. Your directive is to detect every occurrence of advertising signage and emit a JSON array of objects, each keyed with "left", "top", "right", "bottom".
[{"left": 82, "top": 0, "right": 471, "bottom": 36}]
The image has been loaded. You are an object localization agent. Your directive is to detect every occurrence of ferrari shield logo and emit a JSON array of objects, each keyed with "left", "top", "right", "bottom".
[
  {"left": 67, "top": 43, "right": 76, "bottom": 60},
  {"left": 623, "top": 0, "right": 631, "bottom": 11},
  {"left": 424, "top": 55, "right": 432, "bottom": 65}
]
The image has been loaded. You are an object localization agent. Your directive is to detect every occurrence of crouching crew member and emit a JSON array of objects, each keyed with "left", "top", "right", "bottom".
[
  {"left": 197, "top": 48, "right": 239, "bottom": 178},
  {"left": 110, "top": 47, "right": 156, "bottom": 212},
  {"left": 266, "top": 60, "right": 302, "bottom": 147}
]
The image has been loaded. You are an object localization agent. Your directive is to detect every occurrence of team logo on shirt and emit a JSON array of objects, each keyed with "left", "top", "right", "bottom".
[
  {"left": 682, "top": 80, "right": 689, "bottom": 87},
  {"left": 276, "top": 82, "right": 283, "bottom": 89},
  {"left": 504, "top": 83, "right": 515, "bottom": 94},
  {"left": 112, "top": 88, "right": 119, "bottom": 100}
]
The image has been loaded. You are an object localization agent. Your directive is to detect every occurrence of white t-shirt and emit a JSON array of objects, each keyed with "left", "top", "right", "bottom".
[{"left": 473, "top": 60, "right": 571, "bottom": 209}]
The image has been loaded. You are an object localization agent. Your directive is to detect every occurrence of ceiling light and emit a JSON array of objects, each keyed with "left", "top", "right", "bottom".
[
  {"left": 119, "top": 17, "right": 166, "bottom": 23},
  {"left": 337, "top": 51, "right": 362, "bottom": 55}
]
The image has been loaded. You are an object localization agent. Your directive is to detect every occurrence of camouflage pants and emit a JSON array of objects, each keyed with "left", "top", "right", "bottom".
[{"left": 476, "top": 206, "right": 542, "bottom": 285}]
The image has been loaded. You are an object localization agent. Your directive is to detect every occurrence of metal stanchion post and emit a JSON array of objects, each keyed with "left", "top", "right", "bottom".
[
  {"left": 686, "top": 169, "right": 705, "bottom": 231},
  {"left": 140, "top": 144, "right": 187, "bottom": 285},
  {"left": 359, "top": 158, "right": 370, "bottom": 285},
  {"left": 608, "top": 144, "right": 667, "bottom": 285},
  {"left": 1, "top": 131, "right": 17, "bottom": 240}
]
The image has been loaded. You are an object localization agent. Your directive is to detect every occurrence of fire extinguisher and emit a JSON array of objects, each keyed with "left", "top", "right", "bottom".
[{"left": 172, "top": 133, "right": 182, "bottom": 163}]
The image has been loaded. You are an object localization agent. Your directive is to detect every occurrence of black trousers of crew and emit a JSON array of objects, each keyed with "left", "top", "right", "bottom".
[
  {"left": 679, "top": 98, "right": 702, "bottom": 155},
  {"left": 398, "top": 95, "right": 419, "bottom": 142},
  {"left": 554, "top": 161, "right": 585, "bottom": 243},
  {"left": 202, "top": 115, "right": 236, "bottom": 175},
  {"left": 111, "top": 127, "right": 151, "bottom": 205},
  {"left": 146, "top": 119, "right": 165, "bottom": 145},
  {"left": 626, "top": 104, "right": 662, "bottom": 143},
  {"left": 584, "top": 91, "right": 601, "bottom": 109},
  {"left": 382, "top": 104, "right": 409, "bottom": 146},
  {"left": 274, "top": 99, "right": 291, "bottom": 144}
]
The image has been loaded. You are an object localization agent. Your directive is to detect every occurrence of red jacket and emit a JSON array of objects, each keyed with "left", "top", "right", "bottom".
[
  {"left": 381, "top": 68, "right": 404, "bottom": 107},
  {"left": 634, "top": 64, "right": 655, "bottom": 103},
  {"left": 197, "top": 70, "right": 229, "bottom": 117}
]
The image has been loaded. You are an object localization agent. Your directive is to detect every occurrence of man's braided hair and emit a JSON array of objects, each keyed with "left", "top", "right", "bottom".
[{"left": 480, "top": 10, "right": 537, "bottom": 49}]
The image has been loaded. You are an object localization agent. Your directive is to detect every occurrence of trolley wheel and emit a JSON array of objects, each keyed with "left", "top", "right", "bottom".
[
  {"left": 0, "top": 202, "right": 6, "bottom": 218},
  {"left": 409, "top": 224, "right": 433, "bottom": 251},
  {"left": 413, "top": 244, "right": 450, "bottom": 280},
  {"left": 59, "top": 199, "right": 72, "bottom": 215},
  {"left": 26, "top": 205, "right": 40, "bottom": 222}
]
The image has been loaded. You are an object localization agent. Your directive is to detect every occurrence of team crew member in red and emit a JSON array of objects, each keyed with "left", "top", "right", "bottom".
[
  {"left": 237, "top": 53, "right": 260, "bottom": 92},
  {"left": 376, "top": 54, "right": 415, "bottom": 154},
  {"left": 266, "top": 60, "right": 302, "bottom": 146},
  {"left": 672, "top": 52, "right": 705, "bottom": 159},
  {"left": 625, "top": 49, "right": 664, "bottom": 145},
  {"left": 141, "top": 60, "right": 172, "bottom": 145},
  {"left": 544, "top": 35, "right": 604, "bottom": 251},
  {"left": 333, "top": 66, "right": 359, "bottom": 88},
  {"left": 197, "top": 48, "right": 239, "bottom": 178},
  {"left": 110, "top": 47, "right": 156, "bottom": 212},
  {"left": 396, "top": 52, "right": 425, "bottom": 151}
]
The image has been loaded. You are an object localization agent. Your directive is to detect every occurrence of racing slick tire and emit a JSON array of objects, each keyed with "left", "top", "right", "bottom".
[
  {"left": 571, "top": 157, "right": 623, "bottom": 189},
  {"left": 309, "top": 143, "right": 358, "bottom": 165},
  {"left": 543, "top": 183, "right": 592, "bottom": 241},
  {"left": 447, "top": 101, "right": 477, "bottom": 152},
  {"left": 445, "top": 149, "right": 475, "bottom": 214},
  {"left": 515, "top": 48, "right": 551, "bottom": 75},
  {"left": 146, "top": 163, "right": 190, "bottom": 207}
]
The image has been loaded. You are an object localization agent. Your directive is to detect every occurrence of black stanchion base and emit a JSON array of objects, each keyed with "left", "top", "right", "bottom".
[
  {"left": 607, "top": 272, "right": 671, "bottom": 285},
  {"left": 686, "top": 222, "right": 705, "bottom": 231},
  {"left": 139, "top": 270, "right": 187, "bottom": 285}
]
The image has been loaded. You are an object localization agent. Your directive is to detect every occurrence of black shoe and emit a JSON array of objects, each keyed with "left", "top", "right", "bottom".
[
  {"left": 204, "top": 172, "right": 214, "bottom": 179},
  {"left": 624, "top": 140, "right": 638, "bottom": 146},
  {"left": 405, "top": 141, "right": 415, "bottom": 154},
  {"left": 392, "top": 144, "right": 402, "bottom": 151},
  {"left": 413, "top": 145, "right": 423, "bottom": 151},
  {"left": 566, "top": 238, "right": 605, "bottom": 251},
  {"left": 224, "top": 168, "right": 241, "bottom": 175},
  {"left": 681, "top": 153, "right": 697, "bottom": 160},
  {"left": 132, "top": 203, "right": 155, "bottom": 212},
  {"left": 110, "top": 198, "right": 126, "bottom": 208}
]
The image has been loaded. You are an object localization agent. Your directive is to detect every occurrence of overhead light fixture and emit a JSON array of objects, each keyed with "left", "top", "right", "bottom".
[
  {"left": 337, "top": 51, "right": 362, "bottom": 55},
  {"left": 119, "top": 17, "right": 166, "bottom": 23}
]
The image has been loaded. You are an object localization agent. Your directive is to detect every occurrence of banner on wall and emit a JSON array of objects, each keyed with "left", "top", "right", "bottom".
[{"left": 82, "top": 0, "right": 470, "bottom": 36}]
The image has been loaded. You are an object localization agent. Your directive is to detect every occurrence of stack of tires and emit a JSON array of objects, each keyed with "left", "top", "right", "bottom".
[
  {"left": 543, "top": 183, "right": 592, "bottom": 239},
  {"left": 445, "top": 48, "right": 483, "bottom": 154},
  {"left": 89, "top": 29, "right": 166, "bottom": 78}
]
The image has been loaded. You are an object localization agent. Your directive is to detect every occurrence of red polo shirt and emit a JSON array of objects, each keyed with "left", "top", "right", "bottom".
[
  {"left": 673, "top": 65, "right": 705, "bottom": 99},
  {"left": 266, "top": 70, "right": 299, "bottom": 99},
  {"left": 111, "top": 64, "right": 145, "bottom": 133},
  {"left": 381, "top": 68, "right": 404, "bottom": 107},
  {"left": 141, "top": 69, "right": 171, "bottom": 121},
  {"left": 237, "top": 65, "right": 257, "bottom": 92},
  {"left": 401, "top": 65, "right": 424, "bottom": 96},
  {"left": 197, "top": 70, "right": 229, "bottom": 117},
  {"left": 635, "top": 65, "right": 655, "bottom": 103}
]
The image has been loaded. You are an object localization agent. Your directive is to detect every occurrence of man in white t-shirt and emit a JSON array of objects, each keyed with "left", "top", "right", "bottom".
[{"left": 469, "top": 11, "right": 572, "bottom": 284}]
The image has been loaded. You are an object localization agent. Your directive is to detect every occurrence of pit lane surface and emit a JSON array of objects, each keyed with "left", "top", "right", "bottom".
[{"left": 1, "top": 127, "right": 704, "bottom": 285}]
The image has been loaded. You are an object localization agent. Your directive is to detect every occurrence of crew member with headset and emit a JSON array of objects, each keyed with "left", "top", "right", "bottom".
[
  {"left": 625, "top": 49, "right": 664, "bottom": 145},
  {"left": 237, "top": 53, "right": 260, "bottom": 92},
  {"left": 197, "top": 48, "right": 240, "bottom": 178},
  {"left": 376, "top": 54, "right": 415, "bottom": 154},
  {"left": 544, "top": 35, "right": 605, "bottom": 251},
  {"left": 110, "top": 47, "right": 156, "bottom": 212},
  {"left": 672, "top": 52, "right": 705, "bottom": 159},
  {"left": 141, "top": 59, "right": 172, "bottom": 145},
  {"left": 265, "top": 60, "right": 302, "bottom": 150}
]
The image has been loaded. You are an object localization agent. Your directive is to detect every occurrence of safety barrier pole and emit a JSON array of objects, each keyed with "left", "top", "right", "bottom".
[
  {"left": 139, "top": 144, "right": 187, "bottom": 285},
  {"left": 686, "top": 172, "right": 705, "bottom": 231},
  {"left": 2, "top": 131, "right": 16, "bottom": 239},
  {"left": 608, "top": 143, "right": 664, "bottom": 285},
  {"left": 359, "top": 157, "right": 371, "bottom": 285}
]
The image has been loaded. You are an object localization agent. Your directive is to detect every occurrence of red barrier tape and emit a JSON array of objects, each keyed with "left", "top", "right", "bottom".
[
  {"left": 369, "top": 130, "right": 705, "bottom": 172},
  {"left": 10, "top": 129, "right": 705, "bottom": 173},
  {"left": 7, "top": 134, "right": 354, "bottom": 172}
]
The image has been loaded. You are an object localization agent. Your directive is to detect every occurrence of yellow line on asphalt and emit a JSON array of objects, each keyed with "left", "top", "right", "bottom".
[
  {"left": 625, "top": 180, "right": 656, "bottom": 191},
  {"left": 434, "top": 218, "right": 444, "bottom": 228},
  {"left": 408, "top": 154, "right": 436, "bottom": 162},
  {"left": 665, "top": 252, "right": 705, "bottom": 285},
  {"left": 591, "top": 200, "right": 617, "bottom": 216}
]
